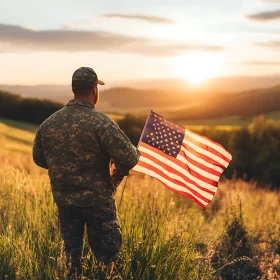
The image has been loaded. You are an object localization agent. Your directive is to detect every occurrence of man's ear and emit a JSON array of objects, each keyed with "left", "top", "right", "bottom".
[{"left": 93, "top": 85, "right": 98, "bottom": 95}]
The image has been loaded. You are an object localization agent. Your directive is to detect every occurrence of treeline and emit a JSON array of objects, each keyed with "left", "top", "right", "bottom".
[
  {"left": 0, "top": 90, "right": 63, "bottom": 124},
  {"left": 118, "top": 114, "right": 280, "bottom": 189}
]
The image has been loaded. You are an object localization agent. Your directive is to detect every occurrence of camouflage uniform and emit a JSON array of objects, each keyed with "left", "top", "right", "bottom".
[{"left": 33, "top": 67, "right": 140, "bottom": 275}]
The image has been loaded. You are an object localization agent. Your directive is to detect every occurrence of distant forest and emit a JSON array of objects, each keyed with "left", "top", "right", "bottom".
[{"left": 0, "top": 90, "right": 63, "bottom": 124}]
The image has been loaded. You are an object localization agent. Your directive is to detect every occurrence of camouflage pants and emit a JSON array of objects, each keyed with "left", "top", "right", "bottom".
[{"left": 57, "top": 205, "right": 122, "bottom": 275}]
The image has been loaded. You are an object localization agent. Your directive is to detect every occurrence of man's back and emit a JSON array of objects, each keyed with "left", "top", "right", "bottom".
[
  {"left": 33, "top": 67, "right": 140, "bottom": 274},
  {"left": 33, "top": 99, "right": 139, "bottom": 207}
]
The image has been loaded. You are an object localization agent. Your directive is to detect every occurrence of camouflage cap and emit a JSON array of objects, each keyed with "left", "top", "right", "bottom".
[{"left": 72, "top": 67, "right": 105, "bottom": 90}]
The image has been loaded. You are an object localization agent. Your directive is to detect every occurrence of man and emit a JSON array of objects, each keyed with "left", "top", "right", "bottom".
[{"left": 32, "top": 67, "right": 140, "bottom": 276}]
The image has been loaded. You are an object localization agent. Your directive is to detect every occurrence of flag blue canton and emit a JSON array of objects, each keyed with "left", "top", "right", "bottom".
[{"left": 141, "top": 111, "right": 185, "bottom": 157}]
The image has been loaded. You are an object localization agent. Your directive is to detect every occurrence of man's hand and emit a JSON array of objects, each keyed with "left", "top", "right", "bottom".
[
  {"left": 110, "top": 162, "right": 125, "bottom": 188},
  {"left": 110, "top": 163, "right": 116, "bottom": 176}
]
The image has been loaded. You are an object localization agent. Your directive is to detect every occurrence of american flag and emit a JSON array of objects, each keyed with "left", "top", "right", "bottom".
[{"left": 133, "top": 110, "right": 232, "bottom": 208}]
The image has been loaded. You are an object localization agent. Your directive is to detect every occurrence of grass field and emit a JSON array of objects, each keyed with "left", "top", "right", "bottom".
[{"left": 0, "top": 119, "right": 279, "bottom": 279}]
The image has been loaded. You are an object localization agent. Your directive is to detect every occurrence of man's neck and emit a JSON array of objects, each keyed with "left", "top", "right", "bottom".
[{"left": 74, "top": 96, "right": 94, "bottom": 105}]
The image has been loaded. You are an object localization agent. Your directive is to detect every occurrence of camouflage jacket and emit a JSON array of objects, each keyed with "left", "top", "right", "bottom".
[{"left": 33, "top": 99, "right": 140, "bottom": 207}]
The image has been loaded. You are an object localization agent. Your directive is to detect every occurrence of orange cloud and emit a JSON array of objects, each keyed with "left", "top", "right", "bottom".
[
  {"left": 247, "top": 9, "right": 280, "bottom": 21},
  {"left": 101, "top": 14, "right": 174, "bottom": 24},
  {"left": 0, "top": 23, "right": 224, "bottom": 56}
]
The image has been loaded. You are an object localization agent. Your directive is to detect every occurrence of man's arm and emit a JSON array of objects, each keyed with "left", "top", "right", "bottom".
[
  {"left": 97, "top": 118, "right": 140, "bottom": 187},
  {"left": 33, "top": 127, "right": 48, "bottom": 169}
]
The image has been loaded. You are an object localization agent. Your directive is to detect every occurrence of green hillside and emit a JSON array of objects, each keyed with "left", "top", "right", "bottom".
[{"left": 0, "top": 119, "right": 35, "bottom": 155}]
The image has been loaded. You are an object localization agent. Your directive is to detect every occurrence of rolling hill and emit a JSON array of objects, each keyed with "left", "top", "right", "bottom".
[
  {"left": 0, "top": 84, "right": 279, "bottom": 124},
  {"left": 171, "top": 85, "right": 280, "bottom": 121}
]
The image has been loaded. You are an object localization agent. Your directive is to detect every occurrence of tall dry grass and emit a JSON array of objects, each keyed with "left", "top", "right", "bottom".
[{"left": 0, "top": 120, "right": 279, "bottom": 279}]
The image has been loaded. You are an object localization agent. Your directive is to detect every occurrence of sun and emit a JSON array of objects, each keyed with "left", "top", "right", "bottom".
[{"left": 172, "top": 51, "right": 224, "bottom": 86}]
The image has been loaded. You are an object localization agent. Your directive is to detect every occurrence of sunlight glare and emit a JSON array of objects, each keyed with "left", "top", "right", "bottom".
[{"left": 172, "top": 51, "right": 224, "bottom": 86}]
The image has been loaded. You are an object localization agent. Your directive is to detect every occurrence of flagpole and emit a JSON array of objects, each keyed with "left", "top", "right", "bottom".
[
  {"left": 118, "top": 175, "right": 129, "bottom": 209},
  {"left": 118, "top": 109, "right": 153, "bottom": 209}
]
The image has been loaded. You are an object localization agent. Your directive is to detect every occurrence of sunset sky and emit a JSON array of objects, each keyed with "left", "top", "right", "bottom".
[{"left": 0, "top": 0, "right": 279, "bottom": 87}]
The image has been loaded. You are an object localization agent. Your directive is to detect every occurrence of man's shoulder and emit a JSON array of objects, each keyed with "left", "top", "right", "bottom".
[
  {"left": 95, "top": 110, "right": 116, "bottom": 124},
  {"left": 39, "top": 106, "right": 117, "bottom": 132},
  {"left": 40, "top": 107, "right": 67, "bottom": 129}
]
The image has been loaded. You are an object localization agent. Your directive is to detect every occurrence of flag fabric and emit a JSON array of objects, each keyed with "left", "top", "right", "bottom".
[{"left": 133, "top": 110, "right": 232, "bottom": 209}]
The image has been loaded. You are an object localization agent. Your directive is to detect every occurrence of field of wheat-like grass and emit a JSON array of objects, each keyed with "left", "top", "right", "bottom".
[{"left": 0, "top": 120, "right": 279, "bottom": 279}]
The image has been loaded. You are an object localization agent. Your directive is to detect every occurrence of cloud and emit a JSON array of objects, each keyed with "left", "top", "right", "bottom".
[
  {"left": 262, "top": 0, "right": 280, "bottom": 3},
  {"left": 247, "top": 9, "right": 280, "bottom": 21},
  {"left": 101, "top": 14, "right": 174, "bottom": 24},
  {"left": 243, "top": 60, "right": 280, "bottom": 65},
  {"left": 0, "top": 23, "right": 145, "bottom": 51},
  {"left": 0, "top": 23, "right": 223, "bottom": 56},
  {"left": 256, "top": 40, "right": 280, "bottom": 49}
]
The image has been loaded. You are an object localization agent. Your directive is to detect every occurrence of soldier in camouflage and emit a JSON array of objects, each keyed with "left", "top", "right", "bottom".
[{"left": 33, "top": 67, "right": 140, "bottom": 277}]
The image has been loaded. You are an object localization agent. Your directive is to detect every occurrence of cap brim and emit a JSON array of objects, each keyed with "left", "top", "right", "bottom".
[{"left": 98, "top": 79, "right": 105, "bottom": 85}]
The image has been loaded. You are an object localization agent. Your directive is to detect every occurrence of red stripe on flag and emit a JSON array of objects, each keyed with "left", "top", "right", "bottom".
[
  {"left": 182, "top": 142, "right": 225, "bottom": 169},
  {"left": 161, "top": 181, "right": 207, "bottom": 209},
  {"left": 178, "top": 150, "right": 222, "bottom": 177},
  {"left": 184, "top": 134, "right": 231, "bottom": 164},
  {"left": 139, "top": 142, "right": 219, "bottom": 187},
  {"left": 186, "top": 128, "right": 227, "bottom": 148},
  {"left": 139, "top": 149, "right": 216, "bottom": 195},
  {"left": 137, "top": 160, "right": 211, "bottom": 203}
]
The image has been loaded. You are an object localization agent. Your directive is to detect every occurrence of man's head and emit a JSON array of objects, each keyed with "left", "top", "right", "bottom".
[{"left": 72, "top": 67, "right": 105, "bottom": 105}]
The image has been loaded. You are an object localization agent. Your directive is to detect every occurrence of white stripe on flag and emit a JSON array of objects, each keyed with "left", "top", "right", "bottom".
[
  {"left": 180, "top": 145, "right": 224, "bottom": 173},
  {"left": 139, "top": 156, "right": 215, "bottom": 200},
  {"left": 183, "top": 138, "right": 229, "bottom": 168},
  {"left": 185, "top": 130, "right": 232, "bottom": 160},
  {"left": 138, "top": 145, "right": 218, "bottom": 192},
  {"left": 175, "top": 153, "right": 220, "bottom": 181},
  {"left": 133, "top": 165, "right": 208, "bottom": 206}
]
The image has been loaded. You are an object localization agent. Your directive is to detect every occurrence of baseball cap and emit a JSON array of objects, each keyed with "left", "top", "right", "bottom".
[{"left": 72, "top": 67, "right": 105, "bottom": 90}]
